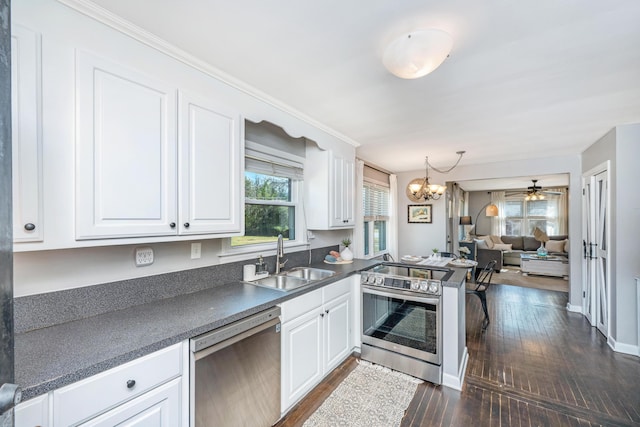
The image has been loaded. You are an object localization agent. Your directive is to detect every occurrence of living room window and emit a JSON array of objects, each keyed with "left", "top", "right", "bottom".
[
  {"left": 504, "top": 197, "right": 562, "bottom": 236},
  {"left": 363, "top": 168, "right": 390, "bottom": 257}
]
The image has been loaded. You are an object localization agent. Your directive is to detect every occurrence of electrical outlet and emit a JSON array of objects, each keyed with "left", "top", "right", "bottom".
[
  {"left": 191, "top": 243, "right": 202, "bottom": 259},
  {"left": 135, "top": 247, "right": 154, "bottom": 266}
]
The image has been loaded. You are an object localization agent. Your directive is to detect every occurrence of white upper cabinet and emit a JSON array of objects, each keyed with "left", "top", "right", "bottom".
[
  {"left": 304, "top": 148, "right": 355, "bottom": 230},
  {"left": 330, "top": 155, "right": 355, "bottom": 228},
  {"left": 178, "top": 92, "right": 242, "bottom": 235},
  {"left": 75, "top": 51, "right": 178, "bottom": 239},
  {"left": 11, "top": 25, "right": 43, "bottom": 242},
  {"left": 74, "top": 52, "right": 243, "bottom": 241}
]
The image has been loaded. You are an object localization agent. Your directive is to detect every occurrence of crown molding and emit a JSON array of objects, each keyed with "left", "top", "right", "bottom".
[{"left": 56, "top": 0, "right": 360, "bottom": 148}]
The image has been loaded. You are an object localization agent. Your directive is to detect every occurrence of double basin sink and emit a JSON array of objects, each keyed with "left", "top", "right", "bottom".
[{"left": 249, "top": 267, "right": 336, "bottom": 291}]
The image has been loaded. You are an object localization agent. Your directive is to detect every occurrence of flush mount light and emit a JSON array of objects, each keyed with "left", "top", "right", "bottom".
[{"left": 383, "top": 29, "right": 453, "bottom": 79}]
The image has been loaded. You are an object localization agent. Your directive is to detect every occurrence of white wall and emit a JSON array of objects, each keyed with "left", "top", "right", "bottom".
[
  {"left": 396, "top": 155, "right": 583, "bottom": 308},
  {"left": 396, "top": 170, "right": 448, "bottom": 257},
  {"left": 13, "top": 229, "right": 346, "bottom": 297},
  {"left": 614, "top": 125, "right": 640, "bottom": 348},
  {"left": 584, "top": 124, "right": 640, "bottom": 349}
]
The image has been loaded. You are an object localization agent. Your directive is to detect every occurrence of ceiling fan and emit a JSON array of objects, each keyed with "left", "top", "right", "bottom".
[{"left": 523, "top": 179, "right": 562, "bottom": 200}]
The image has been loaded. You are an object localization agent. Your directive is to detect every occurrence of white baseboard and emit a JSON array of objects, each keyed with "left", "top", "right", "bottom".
[
  {"left": 442, "top": 347, "right": 468, "bottom": 391},
  {"left": 566, "top": 303, "right": 582, "bottom": 313},
  {"left": 608, "top": 336, "right": 640, "bottom": 357}
]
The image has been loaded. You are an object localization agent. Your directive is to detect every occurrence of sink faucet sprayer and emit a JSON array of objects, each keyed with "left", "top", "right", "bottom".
[{"left": 276, "top": 234, "right": 288, "bottom": 274}]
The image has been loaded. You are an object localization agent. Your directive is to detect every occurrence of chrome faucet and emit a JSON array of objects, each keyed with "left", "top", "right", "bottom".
[{"left": 276, "top": 234, "right": 288, "bottom": 274}]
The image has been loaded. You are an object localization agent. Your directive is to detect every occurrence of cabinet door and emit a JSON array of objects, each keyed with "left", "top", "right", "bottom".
[
  {"left": 330, "top": 155, "right": 355, "bottom": 227},
  {"left": 11, "top": 25, "right": 43, "bottom": 242},
  {"left": 79, "top": 378, "right": 181, "bottom": 427},
  {"left": 15, "top": 394, "right": 48, "bottom": 427},
  {"left": 323, "top": 293, "right": 351, "bottom": 372},
  {"left": 281, "top": 308, "right": 323, "bottom": 413},
  {"left": 75, "top": 51, "right": 177, "bottom": 239},
  {"left": 178, "top": 92, "right": 242, "bottom": 235}
]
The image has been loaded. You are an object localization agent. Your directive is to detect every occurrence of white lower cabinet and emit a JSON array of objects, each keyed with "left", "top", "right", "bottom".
[
  {"left": 53, "top": 343, "right": 183, "bottom": 426},
  {"left": 280, "top": 279, "right": 352, "bottom": 413},
  {"left": 15, "top": 394, "right": 48, "bottom": 427},
  {"left": 78, "top": 378, "right": 181, "bottom": 427}
]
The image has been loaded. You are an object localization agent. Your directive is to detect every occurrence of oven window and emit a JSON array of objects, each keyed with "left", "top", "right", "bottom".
[{"left": 362, "top": 292, "right": 438, "bottom": 355}]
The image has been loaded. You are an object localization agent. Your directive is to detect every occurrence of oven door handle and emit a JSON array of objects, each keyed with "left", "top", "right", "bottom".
[{"left": 362, "top": 285, "right": 441, "bottom": 305}]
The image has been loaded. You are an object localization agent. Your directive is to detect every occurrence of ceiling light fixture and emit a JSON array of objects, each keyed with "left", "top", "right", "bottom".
[
  {"left": 406, "top": 151, "right": 465, "bottom": 202},
  {"left": 525, "top": 179, "right": 545, "bottom": 201},
  {"left": 383, "top": 29, "right": 453, "bottom": 79}
]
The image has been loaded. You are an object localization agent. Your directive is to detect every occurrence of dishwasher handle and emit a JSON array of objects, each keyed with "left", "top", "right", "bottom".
[{"left": 194, "top": 316, "right": 280, "bottom": 361}]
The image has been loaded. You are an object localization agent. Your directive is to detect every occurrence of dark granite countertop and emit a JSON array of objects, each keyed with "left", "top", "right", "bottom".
[{"left": 15, "top": 259, "right": 379, "bottom": 400}]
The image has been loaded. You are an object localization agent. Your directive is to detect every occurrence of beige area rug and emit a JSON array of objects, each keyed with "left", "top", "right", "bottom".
[
  {"left": 491, "top": 266, "right": 569, "bottom": 292},
  {"left": 303, "top": 361, "right": 421, "bottom": 427}
]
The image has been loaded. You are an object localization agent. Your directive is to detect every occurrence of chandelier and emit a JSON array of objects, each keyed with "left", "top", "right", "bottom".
[{"left": 406, "top": 152, "right": 465, "bottom": 202}]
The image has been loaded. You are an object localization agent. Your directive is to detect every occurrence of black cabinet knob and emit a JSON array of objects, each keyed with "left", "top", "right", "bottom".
[
  {"left": 325, "top": 309, "right": 329, "bottom": 314},
  {"left": 126, "top": 380, "right": 136, "bottom": 389},
  {"left": 320, "top": 313, "right": 325, "bottom": 318},
  {"left": 169, "top": 222, "right": 176, "bottom": 228},
  {"left": 184, "top": 222, "right": 190, "bottom": 228},
  {"left": 24, "top": 223, "right": 36, "bottom": 231}
]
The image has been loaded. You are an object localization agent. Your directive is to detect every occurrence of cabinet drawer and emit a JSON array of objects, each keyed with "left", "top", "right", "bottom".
[
  {"left": 280, "top": 289, "right": 322, "bottom": 323},
  {"left": 15, "top": 394, "right": 48, "bottom": 427},
  {"left": 54, "top": 343, "right": 181, "bottom": 426},
  {"left": 323, "top": 278, "right": 351, "bottom": 302}
]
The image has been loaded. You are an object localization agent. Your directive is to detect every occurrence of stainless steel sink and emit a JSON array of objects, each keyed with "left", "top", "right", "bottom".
[
  {"left": 284, "top": 267, "right": 336, "bottom": 281},
  {"left": 248, "top": 267, "right": 336, "bottom": 291},
  {"left": 251, "top": 275, "right": 311, "bottom": 291}
]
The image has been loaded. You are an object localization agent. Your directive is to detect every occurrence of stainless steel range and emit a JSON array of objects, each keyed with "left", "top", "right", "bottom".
[{"left": 360, "top": 262, "right": 453, "bottom": 384}]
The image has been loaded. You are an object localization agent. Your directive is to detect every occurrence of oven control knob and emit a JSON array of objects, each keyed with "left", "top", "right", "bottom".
[
  {"left": 367, "top": 275, "right": 376, "bottom": 285},
  {"left": 419, "top": 280, "right": 429, "bottom": 291},
  {"left": 361, "top": 274, "right": 368, "bottom": 284},
  {"left": 427, "top": 281, "right": 439, "bottom": 294},
  {"left": 410, "top": 279, "right": 420, "bottom": 290},
  {"left": 375, "top": 276, "right": 384, "bottom": 286}
]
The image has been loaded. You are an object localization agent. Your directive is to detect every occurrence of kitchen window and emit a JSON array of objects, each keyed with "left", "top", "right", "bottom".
[
  {"left": 363, "top": 177, "right": 390, "bottom": 257},
  {"left": 230, "top": 147, "right": 303, "bottom": 248}
]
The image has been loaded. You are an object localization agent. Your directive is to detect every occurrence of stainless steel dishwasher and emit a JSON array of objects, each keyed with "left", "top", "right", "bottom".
[{"left": 190, "top": 306, "right": 281, "bottom": 427}]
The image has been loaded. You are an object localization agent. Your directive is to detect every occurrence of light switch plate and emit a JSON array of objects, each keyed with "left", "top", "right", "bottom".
[{"left": 135, "top": 247, "right": 154, "bottom": 266}]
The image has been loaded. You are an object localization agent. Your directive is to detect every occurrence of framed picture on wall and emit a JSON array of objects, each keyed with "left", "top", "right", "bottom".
[{"left": 408, "top": 204, "right": 432, "bottom": 223}]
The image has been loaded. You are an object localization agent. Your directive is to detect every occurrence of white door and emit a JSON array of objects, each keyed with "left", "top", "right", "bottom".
[
  {"left": 281, "top": 308, "right": 323, "bottom": 413},
  {"left": 582, "top": 176, "right": 594, "bottom": 324},
  {"left": 11, "top": 25, "right": 43, "bottom": 242},
  {"left": 323, "top": 293, "right": 351, "bottom": 372},
  {"left": 330, "top": 155, "right": 355, "bottom": 227},
  {"left": 593, "top": 170, "right": 609, "bottom": 335},
  {"left": 582, "top": 168, "right": 609, "bottom": 336},
  {"left": 178, "top": 92, "right": 242, "bottom": 235},
  {"left": 75, "top": 51, "right": 177, "bottom": 239}
]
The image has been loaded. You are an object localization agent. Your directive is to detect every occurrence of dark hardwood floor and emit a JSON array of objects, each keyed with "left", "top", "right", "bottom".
[{"left": 276, "top": 284, "right": 640, "bottom": 427}]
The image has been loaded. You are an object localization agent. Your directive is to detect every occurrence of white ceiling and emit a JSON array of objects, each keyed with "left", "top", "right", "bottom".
[{"left": 88, "top": 0, "right": 640, "bottom": 173}]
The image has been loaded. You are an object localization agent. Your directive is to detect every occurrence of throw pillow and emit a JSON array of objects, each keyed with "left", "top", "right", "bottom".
[
  {"left": 546, "top": 239, "right": 566, "bottom": 253},
  {"left": 474, "top": 238, "right": 489, "bottom": 249},
  {"left": 490, "top": 235, "right": 503, "bottom": 244},
  {"left": 493, "top": 243, "right": 513, "bottom": 251},
  {"left": 478, "top": 235, "right": 494, "bottom": 249},
  {"left": 564, "top": 239, "right": 569, "bottom": 253},
  {"left": 501, "top": 235, "right": 523, "bottom": 250}
]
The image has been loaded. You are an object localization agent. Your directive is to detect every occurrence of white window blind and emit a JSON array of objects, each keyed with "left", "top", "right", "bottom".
[
  {"left": 363, "top": 182, "right": 389, "bottom": 221},
  {"left": 245, "top": 154, "right": 303, "bottom": 180}
]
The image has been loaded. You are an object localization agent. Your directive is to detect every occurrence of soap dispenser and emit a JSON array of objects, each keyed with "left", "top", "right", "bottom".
[{"left": 256, "top": 255, "right": 266, "bottom": 274}]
